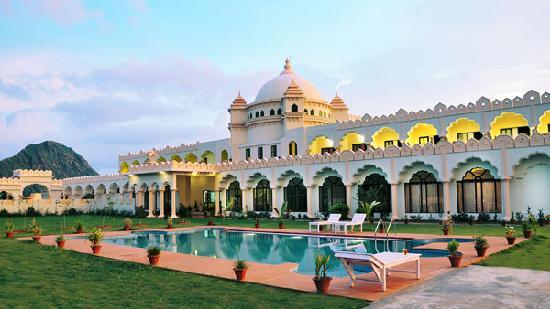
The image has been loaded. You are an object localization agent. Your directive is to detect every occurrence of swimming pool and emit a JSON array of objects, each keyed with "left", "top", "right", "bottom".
[{"left": 104, "top": 228, "right": 468, "bottom": 277}]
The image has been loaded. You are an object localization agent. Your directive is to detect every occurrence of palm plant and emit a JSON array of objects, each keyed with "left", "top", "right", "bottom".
[
  {"left": 274, "top": 201, "right": 288, "bottom": 224},
  {"left": 88, "top": 227, "right": 104, "bottom": 246},
  {"left": 314, "top": 254, "right": 331, "bottom": 279},
  {"left": 357, "top": 200, "right": 380, "bottom": 223},
  {"left": 5, "top": 220, "right": 15, "bottom": 232}
]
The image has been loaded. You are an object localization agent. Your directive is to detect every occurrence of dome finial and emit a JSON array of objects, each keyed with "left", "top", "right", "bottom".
[{"left": 284, "top": 57, "right": 292, "bottom": 70}]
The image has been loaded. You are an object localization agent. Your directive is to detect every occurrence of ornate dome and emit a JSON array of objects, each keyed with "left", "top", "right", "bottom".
[{"left": 254, "top": 58, "right": 324, "bottom": 102}]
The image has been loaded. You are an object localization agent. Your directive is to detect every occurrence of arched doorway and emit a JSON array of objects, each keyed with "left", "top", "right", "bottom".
[
  {"left": 404, "top": 171, "right": 443, "bottom": 213},
  {"left": 319, "top": 176, "right": 346, "bottom": 212},
  {"left": 226, "top": 181, "right": 242, "bottom": 212},
  {"left": 289, "top": 141, "right": 298, "bottom": 156},
  {"left": 163, "top": 185, "right": 171, "bottom": 217},
  {"left": 253, "top": 179, "right": 272, "bottom": 211},
  {"left": 23, "top": 184, "right": 49, "bottom": 199},
  {"left": 358, "top": 174, "right": 391, "bottom": 214},
  {"left": 284, "top": 177, "right": 307, "bottom": 212},
  {"left": 221, "top": 149, "right": 229, "bottom": 162},
  {"left": 457, "top": 167, "right": 501, "bottom": 213}
]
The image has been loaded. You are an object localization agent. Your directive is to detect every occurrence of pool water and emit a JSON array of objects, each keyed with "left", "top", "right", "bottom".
[{"left": 104, "top": 228, "right": 468, "bottom": 277}]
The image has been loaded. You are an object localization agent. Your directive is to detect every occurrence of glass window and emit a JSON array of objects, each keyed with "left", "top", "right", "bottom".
[
  {"left": 321, "top": 147, "right": 336, "bottom": 154},
  {"left": 284, "top": 177, "right": 307, "bottom": 212},
  {"left": 258, "top": 147, "right": 263, "bottom": 159},
  {"left": 500, "top": 128, "right": 513, "bottom": 136},
  {"left": 419, "top": 136, "right": 433, "bottom": 144},
  {"left": 291, "top": 104, "right": 298, "bottom": 112},
  {"left": 404, "top": 171, "right": 443, "bottom": 213},
  {"left": 358, "top": 174, "right": 391, "bottom": 214},
  {"left": 310, "top": 110, "right": 314, "bottom": 116},
  {"left": 384, "top": 140, "right": 395, "bottom": 147},
  {"left": 260, "top": 111, "right": 264, "bottom": 117},
  {"left": 255, "top": 111, "right": 259, "bottom": 118},
  {"left": 289, "top": 142, "right": 298, "bottom": 156},
  {"left": 226, "top": 181, "right": 242, "bottom": 212},
  {"left": 457, "top": 168, "right": 501, "bottom": 213},
  {"left": 245, "top": 148, "right": 251, "bottom": 159},
  {"left": 270, "top": 109, "right": 275, "bottom": 116},
  {"left": 277, "top": 108, "right": 282, "bottom": 115},
  {"left": 319, "top": 176, "right": 346, "bottom": 212},
  {"left": 352, "top": 143, "right": 368, "bottom": 151},
  {"left": 253, "top": 179, "right": 272, "bottom": 211},
  {"left": 270, "top": 145, "right": 277, "bottom": 157}
]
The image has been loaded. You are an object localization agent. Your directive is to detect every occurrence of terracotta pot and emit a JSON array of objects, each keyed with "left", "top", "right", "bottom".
[
  {"left": 91, "top": 245, "right": 102, "bottom": 254},
  {"left": 5, "top": 232, "right": 14, "bottom": 238},
  {"left": 234, "top": 267, "right": 248, "bottom": 281},
  {"left": 279, "top": 222, "right": 285, "bottom": 229},
  {"left": 124, "top": 225, "right": 131, "bottom": 231},
  {"left": 506, "top": 237, "right": 516, "bottom": 245},
  {"left": 167, "top": 224, "right": 173, "bottom": 229},
  {"left": 32, "top": 235, "right": 41, "bottom": 242},
  {"left": 255, "top": 223, "right": 260, "bottom": 228},
  {"left": 448, "top": 254, "right": 463, "bottom": 267},
  {"left": 77, "top": 227, "right": 84, "bottom": 234},
  {"left": 56, "top": 240, "right": 66, "bottom": 248},
  {"left": 148, "top": 255, "right": 160, "bottom": 266},
  {"left": 313, "top": 276, "right": 333, "bottom": 293},
  {"left": 475, "top": 246, "right": 488, "bottom": 257},
  {"left": 442, "top": 229, "right": 449, "bottom": 236},
  {"left": 523, "top": 230, "right": 532, "bottom": 239}
]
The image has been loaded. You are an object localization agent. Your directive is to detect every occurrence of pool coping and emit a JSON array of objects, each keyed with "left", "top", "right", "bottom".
[{"left": 23, "top": 226, "right": 524, "bottom": 301}]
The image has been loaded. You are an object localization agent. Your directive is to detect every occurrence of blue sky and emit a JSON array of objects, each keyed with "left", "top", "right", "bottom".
[{"left": 1, "top": 0, "right": 549, "bottom": 174}]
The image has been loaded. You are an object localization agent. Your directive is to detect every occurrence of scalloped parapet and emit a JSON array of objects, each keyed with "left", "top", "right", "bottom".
[
  {"left": 337, "top": 89, "right": 548, "bottom": 130},
  {"left": 127, "top": 160, "right": 216, "bottom": 175},
  {"left": 12, "top": 169, "right": 53, "bottom": 177},
  {"left": 62, "top": 174, "right": 128, "bottom": 185},
  {"left": 118, "top": 142, "right": 200, "bottom": 161}
]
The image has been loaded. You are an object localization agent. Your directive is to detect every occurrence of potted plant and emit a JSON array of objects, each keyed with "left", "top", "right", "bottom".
[
  {"left": 274, "top": 202, "right": 288, "bottom": 229},
  {"left": 441, "top": 217, "right": 453, "bottom": 235},
  {"left": 32, "top": 226, "right": 41, "bottom": 243},
  {"left": 207, "top": 216, "right": 214, "bottom": 226},
  {"left": 56, "top": 234, "right": 66, "bottom": 248},
  {"left": 123, "top": 218, "right": 132, "bottom": 231},
  {"left": 356, "top": 200, "right": 380, "bottom": 223},
  {"left": 255, "top": 217, "right": 260, "bottom": 229},
  {"left": 447, "top": 239, "right": 462, "bottom": 267},
  {"left": 88, "top": 227, "right": 104, "bottom": 254},
  {"left": 312, "top": 254, "right": 332, "bottom": 293},
  {"left": 147, "top": 246, "right": 161, "bottom": 266},
  {"left": 233, "top": 258, "right": 249, "bottom": 281},
  {"left": 473, "top": 235, "right": 489, "bottom": 257},
  {"left": 74, "top": 220, "right": 84, "bottom": 234},
  {"left": 504, "top": 225, "right": 516, "bottom": 245},
  {"left": 5, "top": 220, "right": 15, "bottom": 238},
  {"left": 167, "top": 217, "right": 173, "bottom": 229},
  {"left": 522, "top": 221, "right": 532, "bottom": 239}
]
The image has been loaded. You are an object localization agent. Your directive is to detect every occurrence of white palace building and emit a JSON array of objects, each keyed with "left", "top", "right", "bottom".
[{"left": 1, "top": 59, "right": 550, "bottom": 220}]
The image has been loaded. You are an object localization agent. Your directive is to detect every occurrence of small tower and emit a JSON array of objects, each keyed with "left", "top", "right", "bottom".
[
  {"left": 228, "top": 92, "right": 248, "bottom": 161},
  {"left": 283, "top": 78, "right": 305, "bottom": 131},
  {"left": 330, "top": 92, "right": 349, "bottom": 121}
]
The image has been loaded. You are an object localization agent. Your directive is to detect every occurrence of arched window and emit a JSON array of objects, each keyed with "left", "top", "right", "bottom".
[
  {"left": 304, "top": 109, "right": 308, "bottom": 114},
  {"left": 249, "top": 113, "right": 252, "bottom": 119},
  {"left": 358, "top": 174, "right": 391, "bottom": 214},
  {"left": 253, "top": 179, "right": 272, "bottom": 211},
  {"left": 277, "top": 108, "right": 282, "bottom": 115},
  {"left": 319, "top": 176, "right": 346, "bottom": 212},
  {"left": 226, "top": 181, "right": 242, "bottom": 212},
  {"left": 260, "top": 111, "right": 265, "bottom": 117},
  {"left": 221, "top": 150, "right": 229, "bottom": 162},
  {"left": 284, "top": 177, "right": 307, "bottom": 212},
  {"left": 289, "top": 141, "right": 298, "bottom": 156},
  {"left": 310, "top": 110, "right": 314, "bottom": 116},
  {"left": 404, "top": 171, "right": 443, "bottom": 213},
  {"left": 457, "top": 168, "right": 501, "bottom": 213},
  {"left": 270, "top": 109, "right": 275, "bottom": 116},
  {"left": 255, "top": 111, "right": 259, "bottom": 117},
  {"left": 291, "top": 104, "right": 298, "bottom": 112}
]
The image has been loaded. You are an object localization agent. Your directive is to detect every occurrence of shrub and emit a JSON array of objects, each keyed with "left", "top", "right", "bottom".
[
  {"left": 63, "top": 208, "right": 84, "bottom": 216},
  {"left": 234, "top": 258, "right": 248, "bottom": 270},
  {"left": 328, "top": 203, "right": 349, "bottom": 220},
  {"left": 88, "top": 227, "right": 104, "bottom": 245},
  {"left": 123, "top": 218, "right": 132, "bottom": 229},
  {"left": 74, "top": 220, "right": 84, "bottom": 230},
  {"left": 537, "top": 209, "right": 547, "bottom": 227},
  {"left": 147, "top": 246, "right": 161, "bottom": 256},
  {"left": 504, "top": 225, "right": 515, "bottom": 237},
  {"left": 26, "top": 207, "right": 41, "bottom": 217},
  {"left": 514, "top": 212, "right": 524, "bottom": 222},
  {"left": 447, "top": 239, "right": 459, "bottom": 256},
  {"left": 477, "top": 212, "right": 491, "bottom": 223},
  {"left": 474, "top": 235, "right": 489, "bottom": 249},
  {"left": 56, "top": 234, "right": 65, "bottom": 242},
  {"left": 451, "top": 212, "right": 470, "bottom": 223}
]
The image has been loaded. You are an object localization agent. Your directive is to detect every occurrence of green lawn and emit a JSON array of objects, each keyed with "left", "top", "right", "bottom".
[
  {"left": 0, "top": 239, "right": 368, "bottom": 308},
  {"left": 1, "top": 215, "right": 548, "bottom": 307}
]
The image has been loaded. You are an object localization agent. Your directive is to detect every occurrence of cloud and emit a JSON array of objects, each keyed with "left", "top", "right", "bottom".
[
  {"left": 0, "top": 79, "right": 30, "bottom": 100},
  {"left": 19, "top": 0, "right": 102, "bottom": 26}
]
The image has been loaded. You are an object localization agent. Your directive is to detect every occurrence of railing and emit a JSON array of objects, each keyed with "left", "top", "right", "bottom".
[
  {"left": 373, "top": 219, "right": 383, "bottom": 253},
  {"left": 385, "top": 219, "right": 394, "bottom": 251}
]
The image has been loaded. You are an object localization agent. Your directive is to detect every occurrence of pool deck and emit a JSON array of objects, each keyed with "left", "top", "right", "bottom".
[{"left": 30, "top": 226, "right": 522, "bottom": 301}]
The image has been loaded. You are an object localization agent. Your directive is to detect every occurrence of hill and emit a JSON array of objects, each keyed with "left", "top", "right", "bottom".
[{"left": 0, "top": 141, "right": 99, "bottom": 179}]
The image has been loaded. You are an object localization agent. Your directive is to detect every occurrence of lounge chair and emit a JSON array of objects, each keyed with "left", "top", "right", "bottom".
[
  {"left": 334, "top": 248, "right": 421, "bottom": 291},
  {"left": 308, "top": 214, "right": 341, "bottom": 232},
  {"left": 332, "top": 213, "right": 367, "bottom": 234}
]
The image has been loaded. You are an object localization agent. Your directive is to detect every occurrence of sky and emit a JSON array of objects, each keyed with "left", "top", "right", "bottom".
[{"left": 1, "top": 0, "right": 549, "bottom": 174}]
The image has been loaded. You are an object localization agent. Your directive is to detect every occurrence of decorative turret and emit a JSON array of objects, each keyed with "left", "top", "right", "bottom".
[
  {"left": 284, "top": 78, "right": 304, "bottom": 98},
  {"left": 330, "top": 92, "right": 350, "bottom": 121},
  {"left": 228, "top": 91, "right": 248, "bottom": 161},
  {"left": 231, "top": 91, "right": 247, "bottom": 106},
  {"left": 330, "top": 92, "right": 347, "bottom": 109}
]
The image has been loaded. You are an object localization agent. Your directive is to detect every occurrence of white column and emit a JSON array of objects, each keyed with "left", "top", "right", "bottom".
[
  {"left": 443, "top": 180, "right": 451, "bottom": 215},
  {"left": 312, "top": 185, "right": 319, "bottom": 215},
  {"left": 138, "top": 190, "right": 143, "bottom": 208},
  {"left": 170, "top": 189, "right": 178, "bottom": 218},
  {"left": 271, "top": 186, "right": 279, "bottom": 212},
  {"left": 159, "top": 189, "right": 165, "bottom": 218},
  {"left": 390, "top": 183, "right": 399, "bottom": 219},
  {"left": 241, "top": 188, "right": 249, "bottom": 213},
  {"left": 306, "top": 186, "right": 314, "bottom": 218},
  {"left": 345, "top": 184, "right": 352, "bottom": 218},
  {"left": 214, "top": 190, "right": 220, "bottom": 216},
  {"left": 220, "top": 189, "right": 227, "bottom": 214},
  {"left": 502, "top": 177, "right": 512, "bottom": 220},
  {"left": 147, "top": 189, "right": 155, "bottom": 218}
]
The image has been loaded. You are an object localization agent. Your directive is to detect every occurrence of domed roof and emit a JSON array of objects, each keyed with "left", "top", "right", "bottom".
[{"left": 254, "top": 58, "right": 324, "bottom": 102}]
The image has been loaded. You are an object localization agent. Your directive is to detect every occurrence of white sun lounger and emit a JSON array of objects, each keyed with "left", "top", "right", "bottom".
[
  {"left": 334, "top": 249, "right": 421, "bottom": 291},
  {"left": 332, "top": 213, "right": 367, "bottom": 234},
  {"left": 308, "top": 214, "right": 341, "bottom": 232}
]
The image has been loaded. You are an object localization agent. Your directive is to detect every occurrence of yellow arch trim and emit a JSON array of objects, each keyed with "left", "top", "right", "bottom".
[
  {"left": 446, "top": 118, "right": 481, "bottom": 143},
  {"left": 489, "top": 112, "right": 529, "bottom": 138},
  {"left": 119, "top": 162, "right": 129, "bottom": 174},
  {"left": 406, "top": 123, "right": 438, "bottom": 145},
  {"left": 537, "top": 110, "right": 550, "bottom": 134},
  {"left": 338, "top": 132, "right": 365, "bottom": 151},
  {"left": 308, "top": 136, "right": 333, "bottom": 154},
  {"left": 372, "top": 127, "right": 400, "bottom": 149}
]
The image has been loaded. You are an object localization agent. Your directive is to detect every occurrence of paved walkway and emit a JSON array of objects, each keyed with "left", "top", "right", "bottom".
[{"left": 369, "top": 265, "right": 550, "bottom": 308}]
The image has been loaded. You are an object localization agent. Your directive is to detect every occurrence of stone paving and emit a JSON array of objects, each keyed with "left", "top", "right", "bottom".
[
  {"left": 369, "top": 265, "right": 550, "bottom": 308},
  {"left": 29, "top": 226, "right": 523, "bottom": 301}
]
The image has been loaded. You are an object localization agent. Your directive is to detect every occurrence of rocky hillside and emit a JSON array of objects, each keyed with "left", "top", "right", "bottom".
[{"left": 0, "top": 141, "right": 98, "bottom": 179}]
